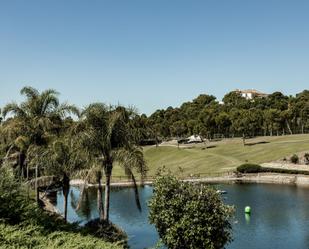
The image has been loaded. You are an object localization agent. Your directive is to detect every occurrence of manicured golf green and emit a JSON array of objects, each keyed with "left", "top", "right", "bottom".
[{"left": 112, "top": 134, "right": 309, "bottom": 179}]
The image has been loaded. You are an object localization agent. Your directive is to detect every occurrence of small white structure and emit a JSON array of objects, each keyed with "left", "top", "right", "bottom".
[
  {"left": 187, "top": 135, "right": 203, "bottom": 143},
  {"left": 235, "top": 89, "right": 268, "bottom": 100}
]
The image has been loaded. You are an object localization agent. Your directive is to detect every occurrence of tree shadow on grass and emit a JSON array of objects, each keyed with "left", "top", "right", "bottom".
[
  {"left": 245, "top": 141, "right": 270, "bottom": 146},
  {"left": 201, "top": 145, "right": 217, "bottom": 150}
]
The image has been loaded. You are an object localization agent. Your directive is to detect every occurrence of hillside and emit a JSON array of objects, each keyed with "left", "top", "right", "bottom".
[{"left": 114, "top": 134, "right": 309, "bottom": 178}]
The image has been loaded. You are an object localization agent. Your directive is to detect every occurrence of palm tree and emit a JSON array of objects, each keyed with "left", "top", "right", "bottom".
[
  {"left": 2, "top": 86, "right": 79, "bottom": 202},
  {"left": 79, "top": 103, "right": 147, "bottom": 222},
  {"left": 41, "top": 137, "right": 87, "bottom": 221}
]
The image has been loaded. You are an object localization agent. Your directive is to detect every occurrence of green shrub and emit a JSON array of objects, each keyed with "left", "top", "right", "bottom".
[
  {"left": 149, "top": 175, "right": 234, "bottom": 249},
  {"left": 0, "top": 223, "right": 122, "bottom": 249},
  {"left": 237, "top": 165, "right": 309, "bottom": 175},
  {"left": 236, "top": 164, "right": 262, "bottom": 173},
  {"left": 262, "top": 167, "right": 309, "bottom": 175},
  {"left": 291, "top": 154, "right": 299, "bottom": 164}
]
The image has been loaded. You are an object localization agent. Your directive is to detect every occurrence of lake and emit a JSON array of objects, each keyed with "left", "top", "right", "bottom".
[{"left": 55, "top": 183, "right": 309, "bottom": 249}]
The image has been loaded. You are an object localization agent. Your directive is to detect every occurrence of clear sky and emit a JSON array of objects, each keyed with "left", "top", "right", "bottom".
[{"left": 1, "top": 0, "right": 309, "bottom": 115}]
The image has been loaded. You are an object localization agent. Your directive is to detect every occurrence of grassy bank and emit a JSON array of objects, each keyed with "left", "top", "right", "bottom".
[{"left": 113, "top": 134, "right": 309, "bottom": 179}]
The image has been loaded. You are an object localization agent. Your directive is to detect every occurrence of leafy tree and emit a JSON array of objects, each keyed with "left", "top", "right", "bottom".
[
  {"left": 149, "top": 174, "right": 234, "bottom": 249},
  {"left": 267, "top": 92, "right": 288, "bottom": 110},
  {"left": 170, "top": 120, "right": 187, "bottom": 137},
  {"left": 230, "top": 109, "right": 249, "bottom": 145},
  {"left": 198, "top": 108, "right": 217, "bottom": 139},
  {"left": 215, "top": 112, "right": 231, "bottom": 136},
  {"left": 300, "top": 103, "right": 309, "bottom": 133},
  {"left": 223, "top": 91, "right": 248, "bottom": 109},
  {"left": 264, "top": 109, "right": 282, "bottom": 136},
  {"left": 186, "top": 119, "right": 199, "bottom": 135}
]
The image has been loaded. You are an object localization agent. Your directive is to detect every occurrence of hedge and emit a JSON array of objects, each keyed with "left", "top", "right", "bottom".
[
  {"left": 236, "top": 164, "right": 262, "bottom": 173},
  {"left": 236, "top": 163, "right": 309, "bottom": 175}
]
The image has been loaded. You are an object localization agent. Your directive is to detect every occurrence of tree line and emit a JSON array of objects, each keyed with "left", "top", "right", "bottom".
[{"left": 134, "top": 90, "right": 309, "bottom": 144}]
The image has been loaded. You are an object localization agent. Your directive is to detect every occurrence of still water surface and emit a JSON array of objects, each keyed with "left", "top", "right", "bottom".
[{"left": 56, "top": 184, "right": 309, "bottom": 249}]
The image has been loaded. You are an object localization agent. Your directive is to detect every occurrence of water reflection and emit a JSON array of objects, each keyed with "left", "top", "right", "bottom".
[
  {"left": 56, "top": 183, "right": 309, "bottom": 249},
  {"left": 245, "top": 213, "right": 250, "bottom": 224}
]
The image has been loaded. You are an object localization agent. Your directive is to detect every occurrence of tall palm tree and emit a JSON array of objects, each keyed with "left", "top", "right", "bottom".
[
  {"left": 2, "top": 86, "right": 78, "bottom": 154},
  {"left": 2, "top": 86, "right": 79, "bottom": 201},
  {"left": 79, "top": 103, "right": 147, "bottom": 222}
]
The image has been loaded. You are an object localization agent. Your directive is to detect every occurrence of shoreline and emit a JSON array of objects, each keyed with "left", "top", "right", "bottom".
[{"left": 70, "top": 172, "right": 309, "bottom": 188}]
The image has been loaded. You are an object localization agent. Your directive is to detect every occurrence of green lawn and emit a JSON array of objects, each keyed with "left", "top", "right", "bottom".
[{"left": 113, "top": 134, "right": 309, "bottom": 179}]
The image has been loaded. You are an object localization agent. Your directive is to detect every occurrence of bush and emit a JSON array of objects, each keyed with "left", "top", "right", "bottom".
[
  {"left": 236, "top": 164, "right": 262, "bottom": 173},
  {"left": 149, "top": 175, "right": 234, "bottom": 249},
  {"left": 261, "top": 167, "right": 309, "bottom": 175},
  {"left": 84, "top": 219, "right": 127, "bottom": 245},
  {"left": 236, "top": 164, "right": 309, "bottom": 175},
  {"left": 291, "top": 154, "right": 299, "bottom": 164}
]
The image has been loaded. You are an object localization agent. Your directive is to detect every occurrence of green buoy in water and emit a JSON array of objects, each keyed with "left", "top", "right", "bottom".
[{"left": 245, "top": 206, "right": 251, "bottom": 214}]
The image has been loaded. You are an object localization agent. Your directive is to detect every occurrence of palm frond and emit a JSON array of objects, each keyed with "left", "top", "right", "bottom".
[
  {"left": 14, "top": 135, "right": 30, "bottom": 152},
  {"left": 2, "top": 102, "right": 26, "bottom": 118},
  {"left": 41, "top": 88, "right": 59, "bottom": 98},
  {"left": 20, "top": 86, "right": 39, "bottom": 100},
  {"left": 115, "top": 147, "right": 148, "bottom": 178},
  {"left": 81, "top": 103, "right": 108, "bottom": 117},
  {"left": 58, "top": 103, "right": 80, "bottom": 118},
  {"left": 40, "top": 91, "right": 60, "bottom": 115}
]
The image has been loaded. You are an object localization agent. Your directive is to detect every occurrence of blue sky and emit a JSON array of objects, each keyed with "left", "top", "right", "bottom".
[{"left": 1, "top": 0, "right": 309, "bottom": 115}]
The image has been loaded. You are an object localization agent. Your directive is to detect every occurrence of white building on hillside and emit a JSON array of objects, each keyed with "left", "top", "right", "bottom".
[{"left": 235, "top": 89, "right": 268, "bottom": 100}]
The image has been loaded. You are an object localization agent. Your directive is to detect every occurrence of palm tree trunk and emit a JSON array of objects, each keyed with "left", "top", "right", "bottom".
[
  {"left": 62, "top": 173, "right": 70, "bottom": 222},
  {"left": 97, "top": 171, "right": 104, "bottom": 221},
  {"left": 26, "top": 163, "right": 29, "bottom": 181},
  {"left": 35, "top": 164, "right": 39, "bottom": 204},
  {"left": 104, "top": 171, "right": 111, "bottom": 222},
  {"left": 18, "top": 153, "right": 23, "bottom": 181},
  {"left": 63, "top": 193, "right": 68, "bottom": 221}
]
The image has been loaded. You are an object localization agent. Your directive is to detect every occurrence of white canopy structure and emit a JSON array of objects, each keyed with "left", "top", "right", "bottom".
[{"left": 187, "top": 135, "right": 203, "bottom": 143}]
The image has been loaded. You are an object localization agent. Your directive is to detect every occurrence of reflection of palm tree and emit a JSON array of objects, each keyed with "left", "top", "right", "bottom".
[
  {"left": 80, "top": 104, "right": 147, "bottom": 222},
  {"left": 70, "top": 189, "right": 92, "bottom": 221}
]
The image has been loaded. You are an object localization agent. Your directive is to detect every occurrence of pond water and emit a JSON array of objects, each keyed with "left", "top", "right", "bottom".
[{"left": 55, "top": 183, "right": 309, "bottom": 249}]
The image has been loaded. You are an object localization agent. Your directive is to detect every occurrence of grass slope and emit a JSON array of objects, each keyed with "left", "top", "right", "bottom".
[{"left": 126, "top": 134, "right": 309, "bottom": 178}]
